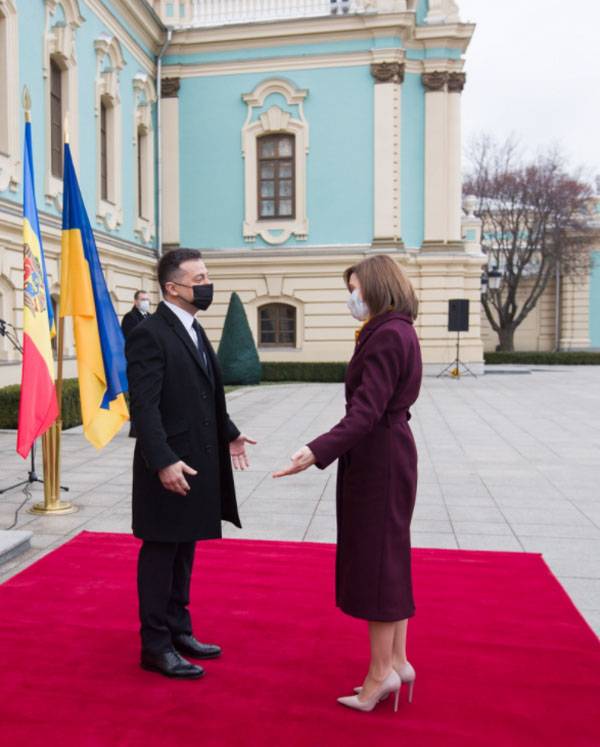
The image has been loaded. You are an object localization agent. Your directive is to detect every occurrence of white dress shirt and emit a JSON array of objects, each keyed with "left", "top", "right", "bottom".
[{"left": 164, "top": 300, "right": 199, "bottom": 346}]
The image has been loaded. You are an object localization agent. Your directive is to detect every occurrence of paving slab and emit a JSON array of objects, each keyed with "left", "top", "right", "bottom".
[{"left": 0, "top": 366, "right": 599, "bottom": 634}]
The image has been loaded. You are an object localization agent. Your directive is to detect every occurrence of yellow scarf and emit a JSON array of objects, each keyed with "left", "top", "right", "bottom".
[{"left": 354, "top": 318, "right": 370, "bottom": 343}]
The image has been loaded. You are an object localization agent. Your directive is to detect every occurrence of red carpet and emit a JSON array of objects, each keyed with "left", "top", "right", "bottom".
[{"left": 0, "top": 532, "right": 599, "bottom": 747}]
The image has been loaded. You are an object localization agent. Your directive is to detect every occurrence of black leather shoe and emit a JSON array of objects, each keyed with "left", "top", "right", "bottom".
[
  {"left": 173, "top": 634, "right": 222, "bottom": 660},
  {"left": 141, "top": 649, "right": 205, "bottom": 679}
]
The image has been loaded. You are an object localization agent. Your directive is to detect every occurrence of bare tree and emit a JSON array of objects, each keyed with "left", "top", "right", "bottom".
[{"left": 464, "top": 135, "right": 594, "bottom": 351}]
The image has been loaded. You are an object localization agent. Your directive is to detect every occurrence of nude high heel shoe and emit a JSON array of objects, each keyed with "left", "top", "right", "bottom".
[
  {"left": 338, "top": 670, "right": 401, "bottom": 713},
  {"left": 354, "top": 661, "right": 416, "bottom": 703}
]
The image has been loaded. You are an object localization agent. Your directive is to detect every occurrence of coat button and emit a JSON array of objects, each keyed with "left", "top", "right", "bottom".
[
  {"left": 201, "top": 392, "right": 208, "bottom": 400},
  {"left": 203, "top": 419, "right": 210, "bottom": 426},
  {"left": 204, "top": 444, "right": 213, "bottom": 454}
]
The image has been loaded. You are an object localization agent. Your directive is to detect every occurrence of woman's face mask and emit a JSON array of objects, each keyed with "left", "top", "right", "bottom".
[{"left": 347, "top": 288, "right": 369, "bottom": 322}]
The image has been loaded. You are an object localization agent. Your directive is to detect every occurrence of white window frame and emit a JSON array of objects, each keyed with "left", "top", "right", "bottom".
[
  {"left": 94, "top": 33, "right": 125, "bottom": 232},
  {"left": 242, "top": 78, "right": 309, "bottom": 245},
  {"left": 133, "top": 73, "right": 157, "bottom": 244},
  {"left": 0, "top": 0, "right": 19, "bottom": 193},
  {"left": 43, "top": 0, "right": 83, "bottom": 211}
]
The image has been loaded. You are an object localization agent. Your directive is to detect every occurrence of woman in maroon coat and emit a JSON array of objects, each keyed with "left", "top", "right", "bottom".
[{"left": 274, "top": 255, "right": 422, "bottom": 713}]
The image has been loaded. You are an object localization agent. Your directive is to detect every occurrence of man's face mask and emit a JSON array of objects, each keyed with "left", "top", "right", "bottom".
[
  {"left": 172, "top": 282, "right": 214, "bottom": 311},
  {"left": 138, "top": 299, "right": 150, "bottom": 313}
]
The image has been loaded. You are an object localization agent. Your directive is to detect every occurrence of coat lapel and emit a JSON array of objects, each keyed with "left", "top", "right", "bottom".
[{"left": 157, "top": 302, "right": 213, "bottom": 388}]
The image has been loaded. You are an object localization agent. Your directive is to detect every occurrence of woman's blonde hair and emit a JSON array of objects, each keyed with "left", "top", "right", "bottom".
[{"left": 343, "top": 255, "right": 418, "bottom": 320}]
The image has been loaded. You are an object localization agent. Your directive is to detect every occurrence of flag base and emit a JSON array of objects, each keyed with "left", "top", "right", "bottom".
[{"left": 28, "top": 500, "right": 77, "bottom": 516}]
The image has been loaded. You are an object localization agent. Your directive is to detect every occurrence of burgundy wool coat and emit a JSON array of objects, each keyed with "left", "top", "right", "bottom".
[{"left": 307, "top": 311, "right": 422, "bottom": 622}]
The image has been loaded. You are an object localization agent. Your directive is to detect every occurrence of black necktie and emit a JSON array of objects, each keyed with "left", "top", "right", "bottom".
[{"left": 192, "top": 320, "right": 213, "bottom": 384}]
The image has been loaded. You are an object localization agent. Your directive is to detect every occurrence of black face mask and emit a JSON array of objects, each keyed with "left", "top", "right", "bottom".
[{"left": 173, "top": 282, "right": 214, "bottom": 310}]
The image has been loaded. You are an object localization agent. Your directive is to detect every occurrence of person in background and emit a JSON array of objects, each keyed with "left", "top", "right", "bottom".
[
  {"left": 121, "top": 290, "right": 151, "bottom": 341},
  {"left": 273, "top": 254, "right": 422, "bottom": 714},
  {"left": 121, "top": 291, "right": 152, "bottom": 438}
]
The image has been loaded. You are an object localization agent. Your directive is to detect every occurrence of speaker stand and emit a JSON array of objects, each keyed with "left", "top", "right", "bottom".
[{"left": 437, "top": 332, "right": 477, "bottom": 379}]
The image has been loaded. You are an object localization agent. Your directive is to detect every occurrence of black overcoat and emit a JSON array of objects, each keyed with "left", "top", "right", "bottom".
[
  {"left": 308, "top": 311, "right": 422, "bottom": 622},
  {"left": 125, "top": 301, "right": 242, "bottom": 542},
  {"left": 121, "top": 306, "right": 148, "bottom": 340}
]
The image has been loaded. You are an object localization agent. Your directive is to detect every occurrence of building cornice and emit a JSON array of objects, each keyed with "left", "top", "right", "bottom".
[
  {"left": 0, "top": 199, "right": 157, "bottom": 263},
  {"left": 412, "top": 22, "right": 475, "bottom": 52},
  {"left": 163, "top": 49, "right": 431, "bottom": 79},
  {"left": 168, "top": 12, "right": 416, "bottom": 52},
  {"left": 83, "top": 0, "right": 164, "bottom": 71}
]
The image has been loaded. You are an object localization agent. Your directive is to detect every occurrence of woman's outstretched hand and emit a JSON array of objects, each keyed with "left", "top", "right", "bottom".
[{"left": 272, "top": 446, "right": 316, "bottom": 478}]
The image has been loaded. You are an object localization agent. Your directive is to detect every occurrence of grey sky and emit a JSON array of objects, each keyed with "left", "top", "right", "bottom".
[{"left": 458, "top": 0, "right": 600, "bottom": 182}]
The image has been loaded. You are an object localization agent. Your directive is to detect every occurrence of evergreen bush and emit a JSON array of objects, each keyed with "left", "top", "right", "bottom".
[
  {"left": 217, "top": 292, "right": 262, "bottom": 385},
  {"left": 484, "top": 351, "right": 600, "bottom": 365},
  {"left": 0, "top": 378, "right": 82, "bottom": 430}
]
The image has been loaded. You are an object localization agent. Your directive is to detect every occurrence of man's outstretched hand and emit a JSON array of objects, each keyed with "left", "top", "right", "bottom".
[
  {"left": 272, "top": 446, "right": 316, "bottom": 478},
  {"left": 230, "top": 434, "right": 257, "bottom": 470}
]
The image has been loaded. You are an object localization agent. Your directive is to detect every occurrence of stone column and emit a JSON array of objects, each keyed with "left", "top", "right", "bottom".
[
  {"left": 447, "top": 72, "right": 465, "bottom": 243},
  {"left": 161, "top": 77, "right": 180, "bottom": 247},
  {"left": 559, "top": 274, "right": 591, "bottom": 350},
  {"left": 422, "top": 71, "right": 449, "bottom": 248},
  {"left": 370, "top": 62, "right": 404, "bottom": 247}
]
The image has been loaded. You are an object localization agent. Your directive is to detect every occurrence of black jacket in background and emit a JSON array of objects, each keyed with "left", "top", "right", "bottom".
[{"left": 121, "top": 306, "right": 149, "bottom": 340}]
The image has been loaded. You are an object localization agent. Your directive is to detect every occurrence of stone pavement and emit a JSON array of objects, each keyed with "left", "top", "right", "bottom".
[{"left": 1, "top": 366, "right": 599, "bottom": 634}]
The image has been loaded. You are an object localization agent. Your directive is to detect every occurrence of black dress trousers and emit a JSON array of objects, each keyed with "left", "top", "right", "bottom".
[{"left": 137, "top": 540, "right": 196, "bottom": 654}]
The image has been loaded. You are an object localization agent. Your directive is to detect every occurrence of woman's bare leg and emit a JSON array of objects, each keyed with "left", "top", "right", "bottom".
[
  {"left": 358, "top": 621, "right": 397, "bottom": 701},
  {"left": 392, "top": 619, "right": 409, "bottom": 670}
]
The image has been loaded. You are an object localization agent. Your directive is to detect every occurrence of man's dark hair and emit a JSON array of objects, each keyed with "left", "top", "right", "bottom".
[
  {"left": 133, "top": 289, "right": 148, "bottom": 300},
  {"left": 157, "top": 248, "right": 203, "bottom": 293}
]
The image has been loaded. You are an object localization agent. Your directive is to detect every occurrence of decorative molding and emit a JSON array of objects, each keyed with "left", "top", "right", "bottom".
[
  {"left": 161, "top": 77, "right": 180, "bottom": 98},
  {"left": 43, "top": 0, "right": 83, "bottom": 211},
  {"left": 133, "top": 73, "right": 157, "bottom": 244},
  {"left": 447, "top": 71, "right": 466, "bottom": 93},
  {"left": 0, "top": 0, "right": 19, "bottom": 194},
  {"left": 421, "top": 70, "right": 448, "bottom": 92},
  {"left": 94, "top": 34, "right": 126, "bottom": 233},
  {"left": 241, "top": 78, "right": 309, "bottom": 245},
  {"left": 370, "top": 61, "right": 405, "bottom": 84},
  {"left": 425, "top": 0, "right": 460, "bottom": 25}
]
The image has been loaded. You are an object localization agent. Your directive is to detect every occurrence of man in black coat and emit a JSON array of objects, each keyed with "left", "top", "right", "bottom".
[
  {"left": 125, "top": 248, "right": 255, "bottom": 680},
  {"left": 121, "top": 290, "right": 151, "bottom": 340}
]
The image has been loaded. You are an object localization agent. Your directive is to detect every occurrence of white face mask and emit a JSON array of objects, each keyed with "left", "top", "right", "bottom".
[
  {"left": 347, "top": 288, "right": 369, "bottom": 322},
  {"left": 138, "top": 299, "right": 150, "bottom": 314}
]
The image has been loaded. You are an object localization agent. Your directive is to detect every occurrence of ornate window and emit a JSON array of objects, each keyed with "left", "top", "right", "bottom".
[
  {"left": 133, "top": 73, "right": 157, "bottom": 244},
  {"left": 257, "top": 134, "right": 295, "bottom": 220},
  {"left": 50, "top": 59, "right": 63, "bottom": 178},
  {"left": 242, "top": 78, "right": 309, "bottom": 245},
  {"left": 43, "top": 0, "right": 83, "bottom": 210},
  {"left": 94, "top": 33, "right": 125, "bottom": 231},
  {"left": 258, "top": 303, "right": 296, "bottom": 347},
  {"left": 0, "top": 1, "right": 19, "bottom": 193}
]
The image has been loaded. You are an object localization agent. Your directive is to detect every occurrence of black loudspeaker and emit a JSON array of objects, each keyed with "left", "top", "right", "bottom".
[{"left": 448, "top": 299, "right": 469, "bottom": 332}]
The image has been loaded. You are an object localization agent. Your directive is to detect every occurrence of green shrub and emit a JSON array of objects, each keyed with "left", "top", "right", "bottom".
[
  {"left": 0, "top": 377, "right": 82, "bottom": 430},
  {"left": 484, "top": 351, "right": 600, "bottom": 365},
  {"left": 217, "top": 292, "right": 262, "bottom": 385},
  {"left": 261, "top": 362, "right": 347, "bottom": 382}
]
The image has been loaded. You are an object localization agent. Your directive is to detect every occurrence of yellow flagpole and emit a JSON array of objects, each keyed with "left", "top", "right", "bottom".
[{"left": 30, "top": 107, "right": 75, "bottom": 515}]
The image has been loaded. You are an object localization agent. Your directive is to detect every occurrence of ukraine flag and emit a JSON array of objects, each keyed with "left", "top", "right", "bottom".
[
  {"left": 17, "top": 120, "right": 59, "bottom": 458},
  {"left": 60, "top": 143, "right": 129, "bottom": 448}
]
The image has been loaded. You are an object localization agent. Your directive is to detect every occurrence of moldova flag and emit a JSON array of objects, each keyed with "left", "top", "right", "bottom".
[
  {"left": 17, "top": 121, "right": 59, "bottom": 459},
  {"left": 60, "top": 143, "right": 129, "bottom": 448}
]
